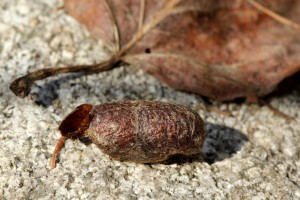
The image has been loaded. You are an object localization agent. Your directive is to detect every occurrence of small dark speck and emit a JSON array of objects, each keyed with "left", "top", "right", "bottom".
[{"left": 145, "top": 48, "right": 151, "bottom": 54}]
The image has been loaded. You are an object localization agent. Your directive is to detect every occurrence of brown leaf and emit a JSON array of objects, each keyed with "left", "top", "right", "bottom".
[{"left": 64, "top": 0, "right": 300, "bottom": 101}]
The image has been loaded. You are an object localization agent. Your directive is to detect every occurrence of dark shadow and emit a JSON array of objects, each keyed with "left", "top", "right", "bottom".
[
  {"left": 31, "top": 62, "right": 125, "bottom": 108},
  {"left": 266, "top": 71, "right": 300, "bottom": 99},
  {"left": 201, "top": 122, "right": 248, "bottom": 164},
  {"left": 78, "top": 136, "right": 93, "bottom": 145},
  {"left": 32, "top": 73, "right": 87, "bottom": 107},
  {"left": 162, "top": 122, "right": 248, "bottom": 165}
]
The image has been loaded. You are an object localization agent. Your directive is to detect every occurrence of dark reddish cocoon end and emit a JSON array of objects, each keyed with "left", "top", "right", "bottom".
[
  {"left": 50, "top": 136, "right": 66, "bottom": 169},
  {"left": 50, "top": 104, "right": 93, "bottom": 169},
  {"left": 59, "top": 104, "right": 94, "bottom": 139}
]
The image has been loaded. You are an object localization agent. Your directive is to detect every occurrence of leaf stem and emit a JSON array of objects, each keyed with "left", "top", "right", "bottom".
[{"left": 10, "top": 57, "right": 116, "bottom": 98}]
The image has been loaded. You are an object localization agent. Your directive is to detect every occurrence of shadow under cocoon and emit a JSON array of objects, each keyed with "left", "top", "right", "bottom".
[
  {"left": 202, "top": 123, "right": 248, "bottom": 164},
  {"left": 162, "top": 123, "right": 248, "bottom": 165}
]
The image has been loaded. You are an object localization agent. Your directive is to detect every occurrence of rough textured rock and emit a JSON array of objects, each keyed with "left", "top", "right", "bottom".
[{"left": 0, "top": 0, "right": 299, "bottom": 199}]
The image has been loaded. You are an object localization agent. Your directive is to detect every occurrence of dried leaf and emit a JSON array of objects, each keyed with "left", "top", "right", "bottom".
[{"left": 46, "top": 1, "right": 300, "bottom": 100}]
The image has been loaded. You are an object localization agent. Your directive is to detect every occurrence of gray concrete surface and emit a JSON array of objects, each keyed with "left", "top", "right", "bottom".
[{"left": 0, "top": 0, "right": 299, "bottom": 199}]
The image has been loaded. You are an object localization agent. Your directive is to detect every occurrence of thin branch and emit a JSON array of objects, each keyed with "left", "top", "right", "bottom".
[
  {"left": 247, "top": 0, "right": 300, "bottom": 31},
  {"left": 103, "top": 0, "right": 121, "bottom": 51}
]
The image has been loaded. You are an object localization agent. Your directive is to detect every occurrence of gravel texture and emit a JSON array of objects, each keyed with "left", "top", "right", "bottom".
[{"left": 0, "top": 0, "right": 299, "bottom": 199}]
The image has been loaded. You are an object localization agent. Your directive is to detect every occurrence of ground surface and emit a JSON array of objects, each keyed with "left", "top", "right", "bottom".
[{"left": 0, "top": 0, "right": 299, "bottom": 199}]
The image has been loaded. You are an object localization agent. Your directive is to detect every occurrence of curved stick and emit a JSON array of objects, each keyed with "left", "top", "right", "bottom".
[
  {"left": 10, "top": 57, "right": 116, "bottom": 98},
  {"left": 50, "top": 136, "right": 67, "bottom": 169}
]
